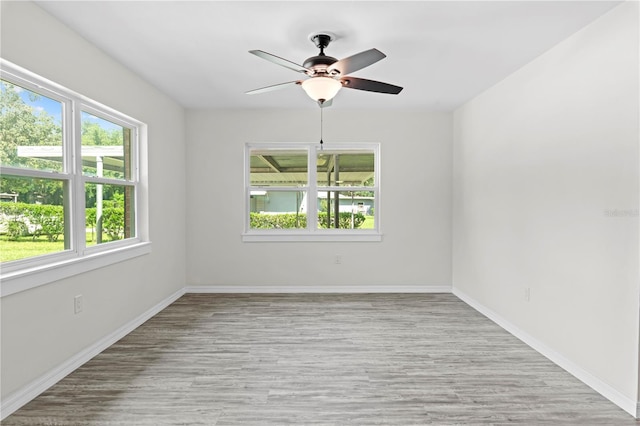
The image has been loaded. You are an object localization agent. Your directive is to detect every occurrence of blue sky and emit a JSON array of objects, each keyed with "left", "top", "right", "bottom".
[{"left": 2, "top": 80, "right": 121, "bottom": 132}]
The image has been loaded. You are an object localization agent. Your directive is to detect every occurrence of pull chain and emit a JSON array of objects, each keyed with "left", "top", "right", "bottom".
[{"left": 319, "top": 104, "right": 324, "bottom": 149}]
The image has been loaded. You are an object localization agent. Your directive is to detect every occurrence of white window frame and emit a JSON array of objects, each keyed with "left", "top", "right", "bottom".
[
  {"left": 242, "top": 142, "right": 382, "bottom": 242},
  {"left": 0, "top": 60, "right": 150, "bottom": 297}
]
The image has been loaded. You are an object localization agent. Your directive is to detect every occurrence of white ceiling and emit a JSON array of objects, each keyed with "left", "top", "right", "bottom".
[{"left": 36, "top": 1, "right": 621, "bottom": 111}]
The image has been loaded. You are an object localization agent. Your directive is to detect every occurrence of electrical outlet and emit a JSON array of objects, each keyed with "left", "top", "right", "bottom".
[
  {"left": 524, "top": 288, "right": 530, "bottom": 302},
  {"left": 335, "top": 255, "right": 342, "bottom": 264},
  {"left": 74, "top": 294, "right": 83, "bottom": 314}
]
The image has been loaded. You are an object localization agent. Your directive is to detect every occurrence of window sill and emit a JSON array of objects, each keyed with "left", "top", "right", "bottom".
[
  {"left": 0, "top": 242, "right": 152, "bottom": 297},
  {"left": 242, "top": 232, "right": 382, "bottom": 242}
]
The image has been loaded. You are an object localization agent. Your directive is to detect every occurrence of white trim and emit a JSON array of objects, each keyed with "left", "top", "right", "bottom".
[
  {"left": 185, "top": 285, "right": 452, "bottom": 293},
  {"left": 0, "top": 59, "right": 149, "bottom": 297},
  {"left": 244, "top": 142, "right": 381, "bottom": 239},
  {"left": 241, "top": 233, "right": 382, "bottom": 242},
  {"left": 0, "top": 166, "right": 71, "bottom": 180},
  {"left": 0, "top": 242, "right": 152, "bottom": 297},
  {"left": 0, "top": 284, "right": 446, "bottom": 420},
  {"left": 4, "top": 284, "right": 637, "bottom": 421},
  {"left": 452, "top": 287, "right": 639, "bottom": 419},
  {"left": 0, "top": 288, "right": 185, "bottom": 421}
]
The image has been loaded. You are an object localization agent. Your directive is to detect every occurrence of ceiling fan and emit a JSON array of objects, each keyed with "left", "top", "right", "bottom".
[{"left": 246, "top": 33, "right": 403, "bottom": 107}]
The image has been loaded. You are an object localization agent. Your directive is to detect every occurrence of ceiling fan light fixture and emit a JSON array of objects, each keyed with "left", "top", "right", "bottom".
[
  {"left": 247, "top": 35, "right": 402, "bottom": 107},
  {"left": 301, "top": 77, "right": 341, "bottom": 102}
]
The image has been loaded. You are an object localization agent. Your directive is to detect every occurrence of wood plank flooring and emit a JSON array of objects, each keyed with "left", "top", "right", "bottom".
[{"left": 3, "top": 293, "right": 638, "bottom": 425}]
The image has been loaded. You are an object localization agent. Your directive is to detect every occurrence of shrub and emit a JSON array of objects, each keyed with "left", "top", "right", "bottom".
[
  {"left": 86, "top": 208, "right": 96, "bottom": 228},
  {"left": 0, "top": 202, "right": 64, "bottom": 241},
  {"left": 36, "top": 213, "right": 64, "bottom": 242},
  {"left": 249, "top": 211, "right": 365, "bottom": 229},
  {"left": 250, "top": 212, "right": 306, "bottom": 229},
  {"left": 0, "top": 202, "right": 126, "bottom": 242},
  {"left": 6, "top": 220, "right": 28, "bottom": 240},
  {"left": 85, "top": 207, "right": 125, "bottom": 241},
  {"left": 102, "top": 207, "right": 125, "bottom": 240},
  {"left": 318, "top": 212, "right": 365, "bottom": 229},
  {"left": 26, "top": 204, "right": 64, "bottom": 242},
  {"left": 0, "top": 203, "right": 23, "bottom": 217}
]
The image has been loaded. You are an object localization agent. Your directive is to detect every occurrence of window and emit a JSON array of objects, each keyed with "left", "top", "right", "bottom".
[
  {"left": 0, "top": 60, "right": 149, "bottom": 296},
  {"left": 243, "top": 143, "right": 381, "bottom": 242}
]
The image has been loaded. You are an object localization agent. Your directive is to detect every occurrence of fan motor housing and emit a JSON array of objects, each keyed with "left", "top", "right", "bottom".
[{"left": 303, "top": 55, "right": 338, "bottom": 74}]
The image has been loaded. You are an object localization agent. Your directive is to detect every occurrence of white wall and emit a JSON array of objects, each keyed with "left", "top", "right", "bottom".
[
  {"left": 0, "top": 1, "right": 187, "bottom": 401},
  {"left": 453, "top": 1, "right": 639, "bottom": 412},
  {"left": 186, "top": 109, "right": 452, "bottom": 290}
]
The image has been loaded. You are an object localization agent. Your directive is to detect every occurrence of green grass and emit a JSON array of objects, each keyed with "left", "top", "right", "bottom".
[
  {"left": 1, "top": 217, "right": 376, "bottom": 263},
  {"left": 0, "top": 236, "right": 65, "bottom": 262},
  {"left": 0, "top": 233, "right": 113, "bottom": 262},
  {"left": 360, "top": 215, "right": 375, "bottom": 229}
]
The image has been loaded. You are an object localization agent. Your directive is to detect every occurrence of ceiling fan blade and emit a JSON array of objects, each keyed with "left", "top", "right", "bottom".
[
  {"left": 249, "top": 50, "right": 310, "bottom": 73},
  {"left": 340, "top": 77, "right": 403, "bottom": 94},
  {"left": 245, "top": 81, "right": 301, "bottom": 95},
  {"left": 329, "top": 48, "right": 386, "bottom": 76}
]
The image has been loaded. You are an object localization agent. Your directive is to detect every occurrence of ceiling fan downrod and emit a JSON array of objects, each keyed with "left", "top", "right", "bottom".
[
  {"left": 303, "top": 33, "right": 339, "bottom": 75},
  {"left": 311, "top": 33, "right": 333, "bottom": 56}
]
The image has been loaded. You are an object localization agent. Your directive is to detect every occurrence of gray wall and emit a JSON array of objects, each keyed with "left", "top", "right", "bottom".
[
  {"left": 452, "top": 2, "right": 639, "bottom": 408},
  {"left": 1, "top": 2, "right": 187, "bottom": 399},
  {"left": 2, "top": 0, "right": 638, "bottom": 418},
  {"left": 186, "top": 109, "right": 452, "bottom": 288}
]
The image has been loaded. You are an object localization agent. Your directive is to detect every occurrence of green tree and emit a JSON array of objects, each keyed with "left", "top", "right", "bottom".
[
  {"left": 353, "top": 177, "right": 374, "bottom": 197},
  {"left": 81, "top": 115, "right": 126, "bottom": 182},
  {"left": 0, "top": 81, "right": 62, "bottom": 169},
  {"left": 82, "top": 120, "right": 120, "bottom": 146},
  {"left": 0, "top": 81, "right": 64, "bottom": 203}
]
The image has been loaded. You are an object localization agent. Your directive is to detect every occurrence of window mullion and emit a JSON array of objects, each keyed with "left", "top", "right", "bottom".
[
  {"left": 71, "top": 100, "right": 86, "bottom": 255},
  {"left": 244, "top": 146, "right": 251, "bottom": 232},
  {"left": 131, "top": 127, "right": 140, "bottom": 240},
  {"left": 0, "top": 167, "right": 69, "bottom": 180},
  {"left": 84, "top": 176, "right": 135, "bottom": 186},
  {"left": 375, "top": 144, "right": 381, "bottom": 233}
]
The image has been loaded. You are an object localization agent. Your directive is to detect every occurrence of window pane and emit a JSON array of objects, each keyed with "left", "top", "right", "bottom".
[
  {"left": 0, "top": 176, "right": 68, "bottom": 262},
  {"left": 0, "top": 80, "right": 63, "bottom": 172},
  {"left": 317, "top": 151, "right": 374, "bottom": 187},
  {"left": 81, "top": 111, "right": 131, "bottom": 180},
  {"left": 249, "top": 190, "right": 306, "bottom": 229},
  {"left": 317, "top": 190, "right": 375, "bottom": 230},
  {"left": 250, "top": 149, "right": 307, "bottom": 187},
  {"left": 85, "top": 183, "right": 135, "bottom": 245}
]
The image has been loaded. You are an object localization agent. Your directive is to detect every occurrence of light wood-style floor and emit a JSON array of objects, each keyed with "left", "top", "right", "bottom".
[{"left": 4, "top": 293, "right": 638, "bottom": 425}]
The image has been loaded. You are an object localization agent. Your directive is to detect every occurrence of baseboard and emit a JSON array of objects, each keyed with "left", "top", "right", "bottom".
[
  {"left": 452, "top": 287, "right": 638, "bottom": 419},
  {"left": 185, "top": 285, "right": 452, "bottom": 293},
  {"left": 0, "top": 287, "right": 186, "bottom": 421}
]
